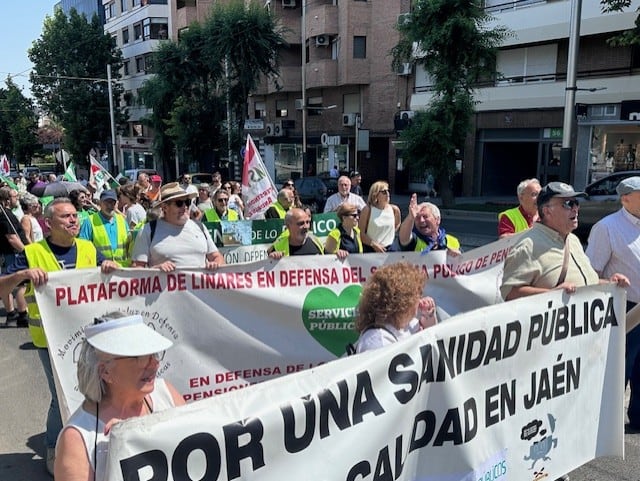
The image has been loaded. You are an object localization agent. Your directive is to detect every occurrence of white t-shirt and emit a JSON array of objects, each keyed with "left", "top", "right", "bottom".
[
  {"left": 356, "top": 318, "right": 421, "bottom": 353},
  {"left": 132, "top": 218, "right": 218, "bottom": 268},
  {"left": 366, "top": 205, "right": 396, "bottom": 247},
  {"left": 125, "top": 203, "right": 146, "bottom": 227}
]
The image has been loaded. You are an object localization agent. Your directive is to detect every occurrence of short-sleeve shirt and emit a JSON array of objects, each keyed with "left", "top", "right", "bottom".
[
  {"left": 132, "top": 219, "right": 218, "bottom": 268},
  {"left": 0, "top": 207, "right": 27, "bottom": 255}
]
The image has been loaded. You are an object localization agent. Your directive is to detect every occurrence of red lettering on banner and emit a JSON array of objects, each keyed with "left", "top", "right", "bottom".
[
  {"left": 490, "top": 247, "right": 510, "bottom": 265},
  {"left": 279, "top": 267, "right": 340, "bottom": 287},
  {"left": 213, "top": 366, "right": 283, "bottom": 384},
  {"left": 55, "top": 276, "right": 164, "bottom": 306},
  {"left": 190, "top": 272, "right": 254, "bottom": 290},
  {"left": 257, "top": 271, "right": 275, "bottom": 288},
  {"left": 189, "top": 376, "right": 210, "bottom": 388},
  {"left": 341, "top": 266, "right": 366, "bottom": 283}
]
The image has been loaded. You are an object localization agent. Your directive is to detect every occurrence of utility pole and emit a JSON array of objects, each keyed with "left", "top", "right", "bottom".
[
  {"left": 301, "top": 0, "right": 308, "bottom": 176},
  {"left": 107, "top": 64, "right": 119, "bottom": 172}
]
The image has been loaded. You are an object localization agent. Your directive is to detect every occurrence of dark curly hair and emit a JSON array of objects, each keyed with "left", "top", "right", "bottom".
[{"left": 356, "top": 262, "right": 427, "bottom": 332}]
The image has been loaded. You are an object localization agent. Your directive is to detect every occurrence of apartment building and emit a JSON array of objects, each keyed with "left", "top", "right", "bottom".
[{"left": 411, "top": 0, "right": 640, "bottom": 195}]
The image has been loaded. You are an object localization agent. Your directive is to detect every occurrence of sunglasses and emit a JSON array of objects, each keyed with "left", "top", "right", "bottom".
[
  {"left": 379, "top": 189, "right": 390, "bottom": 194},
  {"left": 171, "top": 199, "right": 189, "bottom": 208},
  {"left": 112, "top": 351, "right": 165, "bottom": 367},
  {"left": 344, "top": 213, "right": 360, "bottom": 218},
  {"left": 559, "top": 199, "right": 580, "bottom": 210},
  {"left": 217, "top": 198, "right": 229, "bottom": 203}
]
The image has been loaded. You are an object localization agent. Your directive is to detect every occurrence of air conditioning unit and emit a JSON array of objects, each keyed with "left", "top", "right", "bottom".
[
  {"left": 400, "top": 110, "right": 415, "bottom": 120},
  {"left": 282, "top": 0, "right": 296, "bottom": 7},
  {"left": 295, "top": 98, "right": 304, "bottom": 110},
  {"left": 274, "top": 120, "right": 284, "bottom": 137},
  {"left": 265, "top": 123, "right": 275, "bottom": 136},
  {"left": 315, "top": 35, "right": 330, "bottom": 47},
  {"left": 397, "top": 63, "right": 412, "bottom": 76},
  {"left": 342, "top": 113, "right": 357, "bottom": 127}
]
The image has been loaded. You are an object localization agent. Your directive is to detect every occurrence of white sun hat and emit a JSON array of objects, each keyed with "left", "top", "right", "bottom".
[{"left": 83, "top": 314, "right": 173, "bottom": 356}]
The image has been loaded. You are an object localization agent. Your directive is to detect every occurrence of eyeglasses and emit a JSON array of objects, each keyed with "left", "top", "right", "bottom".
[
  {"left": 344, "top": 213, "right": 359, "bottom": 218},
  {"left": 379, "top": 189, "right": 390, "bottom": 194},
  {"left": 171, "top": 199, "right": 189, "bottom": 208},
  {"left": 284, "top": 183, "right": 295, "bottom": 187},
  {"left": 183, "top": 177, "right": 191, "bottom": 180},
  {"left": 112, "top": 351, "right": 165, "bottom": 367},
  {"left": 559, "top": 199, "right": 580, "bottom": 210},
  {"left": 216, "top": 198, "right": 229, "bottom": 203},
  {"left": 296, "top": 220, "right": 311, "bottom": 226}
]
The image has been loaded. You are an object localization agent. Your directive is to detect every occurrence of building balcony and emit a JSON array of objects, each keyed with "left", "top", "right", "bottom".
[
  {"left": 267, "top": 65, "right": 302, "bottom": 94},
  {"left": 306, "top": 60, "right": 338, "bottom": 89},
  {"left": 174, "top": 5, "right": 198, "bottom": 33},
  {"left": 306, "top": 4, "right": 338, "bottom": 38}
]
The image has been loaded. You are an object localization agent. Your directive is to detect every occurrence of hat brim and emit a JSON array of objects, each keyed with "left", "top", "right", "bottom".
[
  {"left": 154, "top": 191, "right": 197, "bottom": 207},
  {"left": 84, "top": 315, "right": 173, "bottom": 356}
]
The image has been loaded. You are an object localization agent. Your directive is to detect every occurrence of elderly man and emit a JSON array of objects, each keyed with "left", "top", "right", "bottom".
[
  {"left": 586, "top": 176, "right": 640, "bottom": 430},
  {"left": 265, "top": 188, "right": 295, "bottom": 219},
  {"left": 268, "top": 208, "right": 324, "bottom": 258},
  {"left": 146, "top": 174, "right": 162, "bottom": 203},
  {"left": 350, "top": 171, "right": 364, "bottom": 198},
  {"left": 79, "top": 190, "right": 129, "bottom": 265},
  {"left": 498, "top": 178, "right": 541, "bottom": 238},
  {"left": 136, "top": 172, "right": 151, "bottom": 194},
  {"left": 398, "top": 193, "right": 460, "bottom": 253},
  {"left": 0, "top": 198, "right": 118, "bottom": 475},
  {"left": 204, "top": 188, "right": 239, "bottom": 222},
  {"left": 501, "top": 181, "right": 629, "bottom": 301},
  {"left": 132, "top": 182, "right": 224, "bottom": 271},
  {"left": 324, "top": 175, "right": 366, "bottom": 213}
]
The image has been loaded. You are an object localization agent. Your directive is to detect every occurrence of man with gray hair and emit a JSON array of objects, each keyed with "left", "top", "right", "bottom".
[
  {"left": 398, "top": 193, "right": 460, "bottom": 253},
  {"left": 264, "top": 188, "right": 295, "bottom": 219},
  {"left": 586, "top": 176, "right": 640, "bottom": 430},
  {"left": 498, "top": 178, "right": 541, "bottom": 238}
]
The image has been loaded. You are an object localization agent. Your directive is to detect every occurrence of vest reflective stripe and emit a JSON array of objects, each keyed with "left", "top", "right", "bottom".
[
  {"left": 498, "top": 207, "right": 529, "bottom": 233},
  {"left": 414, "top": 233, "right": 461, "bottom": 252},
  {"left": 269, "top": 201, "right": 287, "bottom": 219},
  {"left": 24, "top": 239, "right": 97, "bottom": 348},
  {"left": 90, "top": 213, "right": 128, "bottom": 263},
  {"left": 204, "top": 208, "right": 239, "bottom": 222},
  {"left": 326, "top": 227, "right": 363, "bottom": 254},
  {"left": 272, "top": 230, "right": 324, "bottom": 256}
]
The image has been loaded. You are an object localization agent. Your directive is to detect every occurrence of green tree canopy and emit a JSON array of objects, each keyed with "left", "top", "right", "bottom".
[
  {"left": 28, "top": 8, "right": 125, "bottom": 163},
  {"left": 392, "top": 0, "right": 508, "bottom": 205},
  {"left": 601, "top": 0, "right": 640, "bottom": 46},
  {"left": 0, "top": 77, "right": 38, "bottom": 166}
]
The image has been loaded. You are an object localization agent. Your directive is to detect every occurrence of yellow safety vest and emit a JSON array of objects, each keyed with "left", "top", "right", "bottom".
[
  {"left": 268, "top": 201, "right": 288, "bottom": 219},
  {"left": 204, "top": 208, "right": 239, "bottom": 222},
  {"left": 271, "top": 230, "right": 324, "bottom": 256},
  {"left": 24, "top": 239, "right": 97, "bottom": 348},
  {"left": 498, "top": 207, "right": 530, "bottom": 233},
  {"left": 89, "top": 212, "right": 128, "bottom": 264},
  {"left": 326, "top": 226, "right": 363, "bottom": 254},
  {"left": 414, "top": 234, "right": 461, "bottom": 252}
]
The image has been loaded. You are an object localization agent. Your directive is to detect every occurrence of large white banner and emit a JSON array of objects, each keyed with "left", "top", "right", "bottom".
[
  {"left": 37, "top": 237, "right": 522, "bottom": 420},
  {"left": 105, "top": 284, "right": 625, "bottom": 481}
]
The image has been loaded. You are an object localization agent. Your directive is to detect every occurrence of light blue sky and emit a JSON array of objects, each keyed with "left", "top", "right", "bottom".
[{"left": 0, "top": 3, "right": 56, "bottom": 96}]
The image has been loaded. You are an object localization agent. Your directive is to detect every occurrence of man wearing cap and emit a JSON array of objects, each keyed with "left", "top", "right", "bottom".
[
  {"left": 146, "top": 174, "right": 162, "bottom": 203},
  {"left": 324, "top": 176, "right": 366, "bottom": 213},
  {"left": 264, "top": 189, "right": 295, "bottom": 219},
  {"left": 350, "top": 171, "right": 364, "bottom": 198},
  {"left": 0, "top": 198, "right": 119, "bottom": 475},
  {"left": 501, "top": 181, "right": 629, "bottom": 301},
  {"left": 268, "top": 208, "right": 324, "bottom": 258},
  {"left": 497, "top": 178, "right": 541, "bottom": 238},
  {"left": 79, "top": 190, "right": 130, "bottom": 265},
  {"left": 586, "top": 176, "right": 640, "bottom": 430},
  {"left": 203, "top": 188, "right": 240, "bottom": 222},
  {"left": 132, "top": 182, "right": 224, "bottom": 270}
]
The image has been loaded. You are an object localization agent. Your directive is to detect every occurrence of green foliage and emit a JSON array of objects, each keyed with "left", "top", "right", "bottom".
[
  {"left": 392, "top": 0, "right": 508, "bottom": 205},
  {"left": 0, "top": 78, "right": 38, "bottom": 165},
  {"left": 601, "top": 0, "right": 640, "bottom": 46},
  {"left": 140, "top": 0, "right": 286, "bottom": 168},
  {"left": 28, "top": 9, "right": 125, "bottom": 163}
]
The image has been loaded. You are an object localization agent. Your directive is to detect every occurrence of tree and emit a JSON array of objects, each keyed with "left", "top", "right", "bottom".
[
  {"left": 139, "top": 1, "right": 286, "bottom": 172},
  {"left": 28, "top": 9, "right": 125, "bottom": 164},
  {"left": 0, "top": 77, "right": 38, "bottom": 167},
  {"left": 392, "top": 0, "right": 508, "bottom": 206},
  {"left": 601, "top": 0, "right": 640, "bottom": 46}
]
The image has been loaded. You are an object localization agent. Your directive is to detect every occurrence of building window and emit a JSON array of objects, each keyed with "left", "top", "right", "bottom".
[
  {"left": 177, "top": 0, "right": 196, "bottom": 8},
  {"left": 133, "top": 22, "right": 143, "bottom": 41},
  {"left": 254, "top": 101, "right": 266, "bottom": 119},
  {"left": 353, "top": 36, "right": 366, "bottom": 59},
  {"left": 132, "top": 0, "right": 141, "bottom": 7},
  {"left": 123, "top": 60, "right": 130, "bottom": 76},
  {"left": 104, "top": 2, "right": 115, "bottom": 21},
  {"left": 135, "top": 56, "right": 145, "bottom": 73},
  {"left": 276, "top": 100, "right": 288, "bottom": 118},
  {"left": 133, "top": 123, "right": 144, "bottom": 137},
  {"left": 143, "top": 53, "right": 153, "bottom": 72},
  {"left": 146, "top": 0, "right": 168, "bottom": 4},
  {"left": 496, "top": 43, "right": 557, "bottom": 84},
  {"left": 143, "top": 18, "right": 169, "bottom": 40},
  {"left": 120, "top": 0, "right": 127, "bottom": 12},
  {"left": 122, "top": 28, "right": 129, "bottom": 45}
]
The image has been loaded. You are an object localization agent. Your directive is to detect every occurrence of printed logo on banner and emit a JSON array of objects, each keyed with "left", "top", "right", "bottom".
[
  {"left": 521, "top": 413, "right": 559, "bottom": 472},
  {"left": 302, "top": 285, "right": 362, "bottom": 356}
]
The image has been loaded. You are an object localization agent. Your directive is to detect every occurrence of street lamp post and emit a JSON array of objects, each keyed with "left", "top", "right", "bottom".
[
  {"left": 301, "top": 0, "right": 308, "bottom": 175},
  {"left": 106, "top": 64, "right": 120, "bottom": 173}
]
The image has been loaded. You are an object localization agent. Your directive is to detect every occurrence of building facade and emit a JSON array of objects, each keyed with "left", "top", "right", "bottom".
[
  {"left": 411, "top": 0, "right": 640, "bottom": 195},
  {"left": 56, "top": 0, "right": 105, "bottom": 23}
]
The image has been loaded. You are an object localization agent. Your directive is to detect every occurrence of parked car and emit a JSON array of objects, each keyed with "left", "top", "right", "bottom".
[
  {"left": 124, "top": 168, "right": 158, "bottom": 182},
  {"left": 294, "top": 175, "right": 339, "bottom": 213},
  {"left": 190, "top": 173, "right": 215, "bottom": 187},
  {"left": 576, "top": 170, "right": 640, "bottom": 241}
]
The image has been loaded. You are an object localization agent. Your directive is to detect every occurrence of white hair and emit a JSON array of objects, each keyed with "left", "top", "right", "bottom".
[{"left": 516, "top": 178, "right": 540, "bottom": 197}]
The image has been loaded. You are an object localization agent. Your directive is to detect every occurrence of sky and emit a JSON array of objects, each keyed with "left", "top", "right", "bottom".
[{"left": 0, "top": 3, "right": 57, "bottom": 97}]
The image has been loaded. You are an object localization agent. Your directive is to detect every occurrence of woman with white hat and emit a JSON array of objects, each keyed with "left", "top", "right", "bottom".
[{"left": 54, "top": 312, "right": 185, "bottom": 481}]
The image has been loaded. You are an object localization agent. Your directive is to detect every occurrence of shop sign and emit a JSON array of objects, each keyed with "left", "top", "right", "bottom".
[
  {"left": 543, "top": 128, "right": 563, "bottom": 139},
  {"left": 620, "top": 100, "right": 640, "bottom": 121},
  {"left": 244, "top": 119, "right": 265, "bottom": 130},
  {"left": 320, "top": 133, "right": 341, "bottom": 146}
]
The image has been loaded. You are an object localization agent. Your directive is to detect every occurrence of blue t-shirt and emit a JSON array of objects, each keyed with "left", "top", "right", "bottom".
[
  {"left": 78, "top": 212, "right": 129, "bottom": 250},
  {"left": 5, "top": 239, "right": 106, "bottom": 274}
]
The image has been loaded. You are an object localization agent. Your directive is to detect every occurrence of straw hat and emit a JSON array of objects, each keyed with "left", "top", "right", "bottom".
[{"left": 154, "top": 182, "right": 197, "bottom": 207}]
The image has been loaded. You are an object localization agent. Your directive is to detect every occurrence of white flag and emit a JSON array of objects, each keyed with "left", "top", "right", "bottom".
[
  {"left": 89, "top": 155, "right": 108, "bottom": 192},
  {"left": 0, "top": 154, "right": 10, "bottom": 175},
  {"left": 241, "top": 135, "right": 277, "bottom": 219}
]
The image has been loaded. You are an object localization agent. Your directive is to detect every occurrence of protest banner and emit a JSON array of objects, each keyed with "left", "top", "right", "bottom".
[
  {"left": 104, "top": 284, "right": 625, "bottom": 481},
  {"left": 36, "top": 236, "right": 523, "bottom": 421}
]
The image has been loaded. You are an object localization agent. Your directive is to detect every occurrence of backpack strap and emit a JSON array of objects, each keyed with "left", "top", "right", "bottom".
[
  {"left": 149, "top": 219, "right": 158, "bottom": 244},
  {"left": 345, "top": 323, "right": 398, "bottom": 355}
]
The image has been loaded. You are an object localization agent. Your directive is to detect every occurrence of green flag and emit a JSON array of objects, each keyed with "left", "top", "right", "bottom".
[
  {"left": 0, "top": 174, "right": 18, "bottom": 190},
  {"left": 63, "top": 161, "right": 77, "bottom": 182}
]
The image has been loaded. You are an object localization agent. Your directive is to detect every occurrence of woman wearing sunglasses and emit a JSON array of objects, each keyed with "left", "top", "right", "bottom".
[
  {"left": 359, "top": 181, "right": 401, "bottom": 253},
  {"left": 324, "top": 202, "right": 363, "bottom": 259},
  {"left": 55, "top": 313, "right": 185, "bottom": 481}
]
